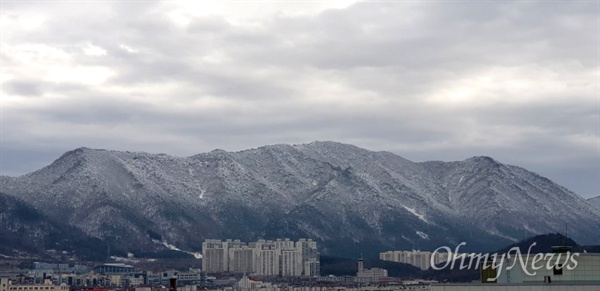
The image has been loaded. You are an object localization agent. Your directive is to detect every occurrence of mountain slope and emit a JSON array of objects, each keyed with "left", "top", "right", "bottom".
[
  {"left": 1, "top": 141, "right": 598, "bottom": 258},
  {"left": 589, "top": 196, "right": 600, "bottom": 210},
  {"left": 0, "top": 192, "right": 107, "bottom": 260},
  {"left": 421, "top": 157, "right": 599, "bottom": 243}
]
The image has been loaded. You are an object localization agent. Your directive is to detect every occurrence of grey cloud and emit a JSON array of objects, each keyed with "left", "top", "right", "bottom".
[
  {"left": 1, "top": 1, "right": 598, "bottom": 198},
  {"left": 3, "top": 79, "right": 43, "bottom": 97}
]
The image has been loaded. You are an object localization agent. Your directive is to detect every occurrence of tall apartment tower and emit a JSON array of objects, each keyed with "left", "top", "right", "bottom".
[
  {"left": 202, "top": 240, "right": 229, "bottom": 272},
  {"left": 297, "top": 238, "right": 320, "bottom": 277},
  {"left": 253, "top": 240, "right": 280, "bottom": 276},
  {"left": 279, "top": 239, "right": 302, "bottom": 276},
  {"left": 202, "top": 238, "right": 319, "bottom": 277},
  {"left": 229, "top": 245, "right": 254, "bottom": 273}
]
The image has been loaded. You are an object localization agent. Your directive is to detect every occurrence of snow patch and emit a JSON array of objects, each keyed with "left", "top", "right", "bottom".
[
  {"left": 162, "top": 241, "right": 202, "bottom": 259},
  {"left": 162, "top": 241, "right": 181, "bottom": 251},
  {"left": 401, "top": 205, "right": 429, "bottom": 224},
  {"left": 416, "top": 231, "right": 429, "bottom": 240}
]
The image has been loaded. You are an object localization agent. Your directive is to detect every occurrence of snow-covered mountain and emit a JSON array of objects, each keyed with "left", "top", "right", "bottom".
[
  {"left": 589, "top": 196, "right": 600, "bottom": 210},
  {"left": 1, "top": 141, "right": 598, "bottom": 258},
  {"left": 0, "top": 192, "right": 107, "bottom": 260}
]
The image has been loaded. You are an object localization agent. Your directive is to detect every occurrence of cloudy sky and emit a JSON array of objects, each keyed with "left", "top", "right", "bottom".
[{"left": 1, "top": 1, "right": 598, "bottom": 198}]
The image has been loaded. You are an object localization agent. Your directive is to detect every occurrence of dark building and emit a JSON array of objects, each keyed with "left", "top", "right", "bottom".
[{"left": 93, "top": 263, "right": 135, "bottom": 274}]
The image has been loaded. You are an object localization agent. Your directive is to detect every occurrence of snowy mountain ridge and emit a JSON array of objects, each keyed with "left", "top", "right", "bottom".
[
  {"left": 1, "top": 141, "right": 599, "bottom": 258},
  {"left": 589, "top": 196, "right": 600, "bottom": 210}
]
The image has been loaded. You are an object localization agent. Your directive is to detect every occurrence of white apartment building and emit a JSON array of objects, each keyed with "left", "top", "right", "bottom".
[
  {"left": 202, "top": 239, "right": 232, "bottom": 272},
  {"left": 297, "top": 239, "right": 320, "bottom": 277},
  {"left": 202, "top": 238, "right": 319, "bottom": 277},
  {"left": 281, "top": 248, "right": 302, "bottom": 276},
  {"left": 380, "top": 250, "right": 454, "bottom": 270},
  {"left": 303, "top": 259, "right": 320, "bottom": 277},
  {"left": 229, "top": 246, "right": 255, "bottom": 274},
  {"left": 254, "top": 240, "right": 280, "bottom": 276}
]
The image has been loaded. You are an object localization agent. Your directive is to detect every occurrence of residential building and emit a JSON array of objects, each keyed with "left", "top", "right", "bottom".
[
  {"left": 202, "top": 238, "right": 319, "bottom": 277},
  {"left": 280, "top": 248, "right": 302, "bottom": 277},
  {"left": 93, "top": 263, "right": 134, "bottom": 274},
  {"left": 254, "top": 240, "right": 280, "bottom": 276},
  {"left": 380, "top": 250, "right": 456, "bottom": 270},
  {"left": 297, "top": 239, "right": 319, "bottom": 277},
  {"left": 202, "top": 240, "right": 230, "bottom": 273},
  {"left": 229, "top": 246, "right": 254, "bottom": 274}
]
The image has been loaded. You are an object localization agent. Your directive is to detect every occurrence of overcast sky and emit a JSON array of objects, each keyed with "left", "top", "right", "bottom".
[{"left": 1, "top": 1, "right": 598, "bottom": 198}]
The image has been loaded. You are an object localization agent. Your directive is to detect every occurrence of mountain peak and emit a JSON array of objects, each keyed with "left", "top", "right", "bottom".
[
  {"left": 464, "top": 156, "right": 502, "bottom": 168},
  {"left": 296, "top": 141, "right": 376, "bottom": 154},
  {"left": 466, "top": 155, "right": 497, "bottom": 162},
  {"left": 304, "top": 140, "right": 350, "bottom": 146},
  {"left": 57, "top": 146, "right": 112, "bottom": 160}
]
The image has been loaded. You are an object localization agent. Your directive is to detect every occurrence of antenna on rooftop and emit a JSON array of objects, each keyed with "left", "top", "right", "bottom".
[{"left": 563, "top": 223, "right": 568, "bottom": 246}]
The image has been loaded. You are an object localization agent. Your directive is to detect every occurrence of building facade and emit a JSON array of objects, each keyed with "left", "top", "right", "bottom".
[
  {"left": 202, "top": 238, "right": 319, "bottom": 277},
  {"left": 202, "top": 240, "right": 230, "bottom": 273},
  {"left": 380, "top": 250, "right": 454, "bottom": 270},
  {"left": 430, "top": 252, "right": 600, "bottom": 291},
  {"left": 0, "top": 278, "right": 69, "bottom": 291}
]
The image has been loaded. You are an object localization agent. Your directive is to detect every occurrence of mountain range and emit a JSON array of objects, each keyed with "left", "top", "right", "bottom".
[{"left": 1, "top": 141, "right": 599, "bottom": 259}]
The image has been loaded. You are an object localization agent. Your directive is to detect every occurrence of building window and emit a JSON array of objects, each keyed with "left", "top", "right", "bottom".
[{"left": 553, "top": 264, "right": 563, "bottom": 275}]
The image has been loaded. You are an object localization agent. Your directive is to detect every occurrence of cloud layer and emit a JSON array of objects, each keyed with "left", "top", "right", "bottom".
[{"left": 1, "top": 1, "right": 598, "bottom": 198}]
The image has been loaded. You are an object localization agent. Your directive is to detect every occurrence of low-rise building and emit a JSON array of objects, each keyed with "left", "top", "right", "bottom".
[
  {"left": 431, "top": 251, "right": 600, "bottom": 291},
  {"left": 380, "top": 250, "right": 454, "bottom": 270},
  {"left": 93, "top": 263, "right": 135, "bottom": 274},
  {"left": 234, "top": 276, "right": 277, "bottom": 291},
  {"left": 357, "top": 256, "right": 388, "bottom": 282},
  {"left": 1, "top": 278, "right": 69, "bottom": 291}
]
